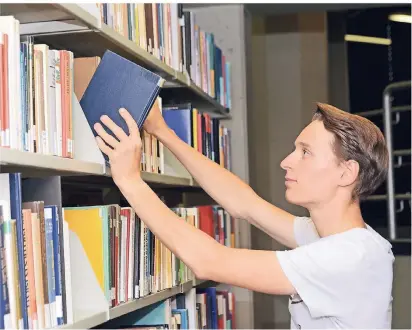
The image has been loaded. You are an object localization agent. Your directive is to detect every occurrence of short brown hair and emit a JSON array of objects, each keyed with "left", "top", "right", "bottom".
[{"left": 312, "top": 102, "right": 389, "bottom": 200}]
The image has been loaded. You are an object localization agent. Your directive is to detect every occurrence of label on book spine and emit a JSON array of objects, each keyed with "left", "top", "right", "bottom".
[{"left": 56, "top": 295, "right": 63, "bottom": 318}]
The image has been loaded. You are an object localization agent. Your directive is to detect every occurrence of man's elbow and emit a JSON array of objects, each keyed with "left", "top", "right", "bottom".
[{"left": 190, "top": 244, "right": 224, "bottom": 282}]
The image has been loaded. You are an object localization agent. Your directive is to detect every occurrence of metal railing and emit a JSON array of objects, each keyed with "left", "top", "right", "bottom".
[{"left": 382, "top": 81, "right": 411, "bottom": 241}]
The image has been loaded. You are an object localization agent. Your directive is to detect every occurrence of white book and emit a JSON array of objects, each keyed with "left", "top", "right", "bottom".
[
  {"left": 47, "top": 50, "right": 57, "bottom": 156},
  {"left": 53, "top": 50, "right": 62, "bottom": 157},
  {"left": 34, "top": 44, "right": 50, "bottom": 155},
  {"left": 120, "top": 214, "right": 126, "bottom": 303},
  {"left": 128, "top": 212, "right": 135, "bottom": 301},
  {"left": 0, "top": 32, "right": 5, "bottom": 147}
]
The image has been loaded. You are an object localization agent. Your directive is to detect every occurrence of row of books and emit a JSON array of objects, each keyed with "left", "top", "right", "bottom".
[
  {"left": 163, "top": 104, "right": 232, "bottom": 171},
  {"left": 0, "top": 18, "right": 233, "bottom": 173},
  {"left": 93, "top": 3, "right": 232, "bottom": 108},
  {"left": 0, "top": 172, "right": 235, "bottom": 329},
  {"left": 114, "top": 287, "right": 236, "bottom": 329},
  {"left": 0, "top": 21, "right": 74, "bottom": 155}
]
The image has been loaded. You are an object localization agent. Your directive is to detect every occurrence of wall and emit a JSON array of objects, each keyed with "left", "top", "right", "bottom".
[
  {"left": 248, "top": 12, "right": 329, "bottom": 328},
  {"left": 249, "top": 11, "right": 411, "bottom": 329},
  {"left": 392, "top": 256, "right": 411, "bottom": 329}
]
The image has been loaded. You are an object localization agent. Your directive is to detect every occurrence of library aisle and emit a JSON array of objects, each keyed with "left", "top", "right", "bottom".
[{"left": 0, "top": 3, "right": 252, "bottom": 329}]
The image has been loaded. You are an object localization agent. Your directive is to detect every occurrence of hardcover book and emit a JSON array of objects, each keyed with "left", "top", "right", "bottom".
[{"left": 80, "top": 50, "right": 165, "bottom": 162}]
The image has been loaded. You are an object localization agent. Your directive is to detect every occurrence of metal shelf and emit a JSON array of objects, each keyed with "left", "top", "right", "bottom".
[
  {"left": 0, "top": 148, "right": 104, "bottom": 176},
  {"left": 54, "top": 278, "right": 215, "bottom": 329},
  {"left": 109, "top": 281, "right": 193, "bottom": 320},
  {"left": 365, "top": 193, "right": 411, "bottom": 202},
  {"left": 356, "top": 105, "right": 410, "bottom": 118},
  {"left": 7, "top": 3, "right": 231, "bottom": 117},
  {"left": 0, "top": 148, "right": 196, "bottom": 187},
  {"left": 56, "top": 310, "right": 108, "bottom": 329},
  {"left": 393, "top": 149, "right": 411, "bottom": 157},
  {"left": 104, "top": 166, "right": 193, "bottom": 187}
]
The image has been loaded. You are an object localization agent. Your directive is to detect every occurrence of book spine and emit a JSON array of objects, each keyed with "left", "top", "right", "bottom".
[{"left": 44, "top": 207, "right": 56, "bottom": 327}]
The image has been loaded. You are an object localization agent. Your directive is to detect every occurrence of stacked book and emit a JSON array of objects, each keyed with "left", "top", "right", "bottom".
[
  {"left": 0, "top": 173, "right": 235, "bottom": 328},
  {"left": 94, "top": 3, "right": 232, "bottom": 108}
]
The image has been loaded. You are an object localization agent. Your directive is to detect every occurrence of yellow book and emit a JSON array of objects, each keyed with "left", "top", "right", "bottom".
[{"left": 63, "top": 208, "right": 105, "bottom": 291}]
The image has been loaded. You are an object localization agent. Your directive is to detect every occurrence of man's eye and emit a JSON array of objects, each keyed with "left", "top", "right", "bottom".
[{"left": 303, "top": 149, "right": 309, "bottom": 155}]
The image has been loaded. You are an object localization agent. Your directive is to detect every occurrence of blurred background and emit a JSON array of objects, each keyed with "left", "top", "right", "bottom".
[{"left": 242, "top": 3, "right": 411, "bottom": 328}]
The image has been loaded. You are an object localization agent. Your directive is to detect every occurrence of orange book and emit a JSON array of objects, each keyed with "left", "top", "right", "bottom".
[
  {"left": 23, "top": 209, "right": 37, "bottom": 328},
  {"left": 0, "top": 32, "right": 4, "bottom": 146},
  {"left": 68, "top": 51, "right": 73, "bottom": 158}
]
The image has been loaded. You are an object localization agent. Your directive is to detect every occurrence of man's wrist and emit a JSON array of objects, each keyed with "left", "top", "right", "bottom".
[
  {"left": 116, "top": 173, "right": 144, "bottom": 193},
  {"left": 153, "top": 126, "right": 174, "bottom": 143}
]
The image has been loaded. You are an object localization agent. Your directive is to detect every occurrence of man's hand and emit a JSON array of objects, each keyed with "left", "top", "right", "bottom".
[
  {"left": 94, "top": 108, "right": 142, "bottom": 186},
  {"left": 143, "top": 100, "right": 168, "bottom": 136}
]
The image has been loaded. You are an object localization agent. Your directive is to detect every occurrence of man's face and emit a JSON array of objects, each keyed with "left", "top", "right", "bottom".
[{"left": 280, "top": 120, "right": 344, "bottom": 208}]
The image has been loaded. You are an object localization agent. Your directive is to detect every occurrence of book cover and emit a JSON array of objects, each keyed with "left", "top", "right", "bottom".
[
  {"left": 163, "top": 104, "right": 193, "bottom": 147},
  {"left": 79, "top": 50, "right": 164, "bottom": 162},
  {"left": 8, "top": 173, "right": 29, "bottom": 329}
]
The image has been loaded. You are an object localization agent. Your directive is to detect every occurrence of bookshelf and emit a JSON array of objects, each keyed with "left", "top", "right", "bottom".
[
  {"left": 0, "top": 2, "right": 245, "bottom": 329},
  {"left": 1, "top": 3, "right": 231, "bottom": 117}
]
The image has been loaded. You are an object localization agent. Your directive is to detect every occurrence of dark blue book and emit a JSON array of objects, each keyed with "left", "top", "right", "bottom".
[
  {"left": 79, "top": 50, "right": 164, "bottom": 162},
  {"left": 0, "top": 205, "right": 5, "bottom": 329},
  {"left": 198, "top": 287, "right": 218, "bottom": 329},
  {"left": 163, "top": 104, "right": 193, "bottom": 147},
  {"left": 8, "top": 173, "right": 29, "bottom": 329}
]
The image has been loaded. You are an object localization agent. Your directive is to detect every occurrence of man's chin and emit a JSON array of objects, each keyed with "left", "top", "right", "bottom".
[{"left": 285, "top": 190, "right": 303, "bottom": 206}]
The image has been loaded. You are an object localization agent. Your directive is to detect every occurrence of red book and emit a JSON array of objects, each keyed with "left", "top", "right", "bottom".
[{"left": 198, "top": 206, "right": 214, "bottom": 238}]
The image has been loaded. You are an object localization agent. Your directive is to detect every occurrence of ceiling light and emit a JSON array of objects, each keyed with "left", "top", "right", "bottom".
[
  {"left": 389, "top": 14, "right": 412, "bottom": 24},
  {"left": 344, "top": 34, "right": 392, "bottom": 46}
]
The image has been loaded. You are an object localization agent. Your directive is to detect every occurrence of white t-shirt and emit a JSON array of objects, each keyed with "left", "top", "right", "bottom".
[{"left": 276, "top": 216, "right": 394, "bottom": 329}]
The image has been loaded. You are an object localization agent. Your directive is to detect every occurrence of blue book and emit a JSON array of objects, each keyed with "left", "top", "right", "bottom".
[
  {"left": 0, "top": 205, "right": 6, "bottom": 329},
  {"left": 172, "top": 309, "right": 189, "bottom": 329},
  {"left": 80, "top": 50, "right": 164, "bottom": 162},
  {"left": 198, "top": 287, "right": 218, "bottom": 329},
  {"left": 46, "top": 205, "right": 64, "bottom": 326},
  {"left": 8, "top": 173, "right": 29, "bottom": 329},
  {"left": 44, "top": 207, "right": 56, "bottom": 327},
  {"left": 163, "top": 104, "right": 193, "bottom": 147}
]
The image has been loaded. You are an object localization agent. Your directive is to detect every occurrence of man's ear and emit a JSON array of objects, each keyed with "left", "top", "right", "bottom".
[{"left": 339, "top": 159, "right": 359, "bottom": 188}]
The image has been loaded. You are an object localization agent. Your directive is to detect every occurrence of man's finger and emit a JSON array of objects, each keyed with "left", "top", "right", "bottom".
[
  {"left": 119, "top": 108, "right": 139, "bottom": 137},
  {"left": 94, "top": 123, "right": 120, "bottom": 149},
  {"left": 100, "top": 115, "right": 128, "bottom": 141},
  {"left": 96, "top": 136, "right": 113, "bottom": 157}
]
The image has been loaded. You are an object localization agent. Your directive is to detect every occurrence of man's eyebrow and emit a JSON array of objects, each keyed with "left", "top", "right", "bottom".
[{"left": 296, "top": 141, "right": 312, "bottom": 149}]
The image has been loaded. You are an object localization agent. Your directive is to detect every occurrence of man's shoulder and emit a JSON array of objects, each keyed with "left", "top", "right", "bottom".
[{"left": 293, "top": 219, "right": 394, "bottom": 270}]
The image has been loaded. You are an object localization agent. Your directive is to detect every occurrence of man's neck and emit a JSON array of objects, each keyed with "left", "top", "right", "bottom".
[{"left": 309, "top": 195, "right": 366, "bottom": 238}]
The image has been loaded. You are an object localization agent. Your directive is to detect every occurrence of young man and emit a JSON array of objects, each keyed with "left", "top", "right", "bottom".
[{"left": 94, "top": 102, "right": 394, "bottom": 329}]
